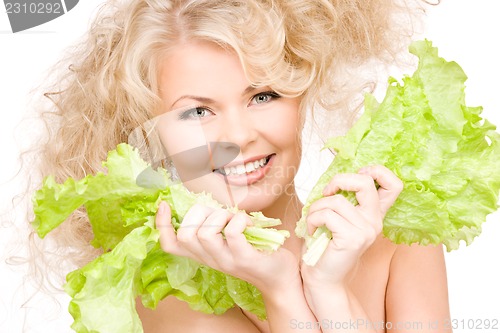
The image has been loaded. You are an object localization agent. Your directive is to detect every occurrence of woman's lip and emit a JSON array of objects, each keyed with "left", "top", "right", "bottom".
[
  {"left": 214, "top": 154, "right": 275, "bottom": 186},
  {"left": 219, "top": 154, "right": 271, "bottom": 169}
]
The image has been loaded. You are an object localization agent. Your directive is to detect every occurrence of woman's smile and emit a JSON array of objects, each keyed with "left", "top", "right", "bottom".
[{"left": 213, "top": 153, "right": 275, "bottom": 186}]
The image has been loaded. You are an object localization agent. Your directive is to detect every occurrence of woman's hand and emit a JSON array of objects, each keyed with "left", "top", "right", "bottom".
[
  {"left": 155, "top": 203, "right": 299, "bottom": 294},
  {"left": 156, "top": 205, "right": 321, "bottom": 332},
  {"left": 301, "top": 165, "right": 403, "bottom": 289}
]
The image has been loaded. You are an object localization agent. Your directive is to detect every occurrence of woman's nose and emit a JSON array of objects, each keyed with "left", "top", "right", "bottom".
[{"left": 218, "top": 109, "right": 258, "bottom": 150}]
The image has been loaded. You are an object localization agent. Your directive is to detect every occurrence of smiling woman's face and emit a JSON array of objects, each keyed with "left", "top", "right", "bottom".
[{"left": 155, "top": 41, "right": 302, "bottom": 213}]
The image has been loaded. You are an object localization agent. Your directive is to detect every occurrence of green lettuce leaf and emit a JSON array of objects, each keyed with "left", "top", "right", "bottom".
[
  {"left": 32, "top": 143, "right": 288, "bottom": 332},
  {"left": 65, "top": 220, "right": 158, "bottom": 333},
  {"left": 296, "top": 39, "right": 500, "bottom": 265}
]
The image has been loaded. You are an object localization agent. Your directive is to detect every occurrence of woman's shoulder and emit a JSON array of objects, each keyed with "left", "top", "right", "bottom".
[
  {"left": 367, "top": 234, "right": 446, "bottom": 268},
  {"left": 136, "top": 294, "right": 264, "bottom": 333},
  {"left": 384, "top": 241, "right": 451, "bottom": 322},
  {"left": 388, "top": 241, "right": 448, "bottom": 289},
  {"left": 390, "top": 241, "right": 446, "bottom": 268}
]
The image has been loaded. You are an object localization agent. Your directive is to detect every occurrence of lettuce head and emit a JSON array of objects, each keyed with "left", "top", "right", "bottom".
[{"left": 296, "top": 39, "right": 500, "bottom": 265}]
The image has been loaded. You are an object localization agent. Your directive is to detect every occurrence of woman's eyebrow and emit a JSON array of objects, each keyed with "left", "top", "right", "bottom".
[
  {"left": 171, "top": 95, "right": 215, "bottom": 109},
  {"left": 242, "top": 85, "right": 259, "bottom": 95},
  {"left": 170, "top": 86, "right": 260, "bottom": 109}
]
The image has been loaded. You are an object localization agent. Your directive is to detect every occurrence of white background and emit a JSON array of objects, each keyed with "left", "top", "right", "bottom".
[{"left": 1, "top": 1, "right": 499, "bottom": 332}]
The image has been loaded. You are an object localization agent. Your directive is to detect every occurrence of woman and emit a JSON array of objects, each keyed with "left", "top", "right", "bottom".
[{"left": 31, "top": 0, "right": 451, "bottom": 331}]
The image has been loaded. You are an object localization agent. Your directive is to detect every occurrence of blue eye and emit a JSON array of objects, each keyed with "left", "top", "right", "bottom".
[
  {"left": 251, "top": 91, "right": 281, "bottom": 105},
  {"left": 178, "top": 107, "right": 213, "bottom": 120}
]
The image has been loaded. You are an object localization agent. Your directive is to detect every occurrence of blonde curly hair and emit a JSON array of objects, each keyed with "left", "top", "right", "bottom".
[{"left": 27, "top": 0, "right": 426, "bottom": 279}]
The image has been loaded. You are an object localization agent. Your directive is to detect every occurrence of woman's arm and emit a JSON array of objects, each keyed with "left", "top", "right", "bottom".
[
  {"left": 302, "top": 281, "right": 378, "bottom": 333},
  {"left": 385, "top": 244, "right": 451, "bottom": 332},
  {"left": 253, "top": 274, "right": 322, "bottom": 333}
]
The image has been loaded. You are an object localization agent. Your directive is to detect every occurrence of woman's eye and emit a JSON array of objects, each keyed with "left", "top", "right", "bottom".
[
  {"left": 178, "top": 107, "right": 213, "bottom": 120},
  {"left": 251, "top": 91, "right": 280, "bottom": 105}
]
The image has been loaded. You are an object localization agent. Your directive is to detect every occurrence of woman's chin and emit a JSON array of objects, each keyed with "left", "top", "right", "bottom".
[{"left": 180, "top": 170, "right": 295, "bottom": 215}]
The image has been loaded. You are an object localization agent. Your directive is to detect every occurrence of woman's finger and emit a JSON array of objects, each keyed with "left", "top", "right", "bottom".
[
  {"left": 322, "top": 173, "right": 380, "bottom": 216},
  {"left": 156, "top": 201, "right": 189, "bottom": 256},
  {"left": 197, "top": 209, "right": 233, "bottom": 264},
  {"left": 306, "top": 208, "right": 354, "bottom": 236},
  {"left": 307, "top": 208, "right": 378, "bottom": 251},
  {"left": 224, "top": 213, "right": 255, "bottom": 260},
  {"left": 307, "top": 194, "right": 364, "bottom": 230},
  {"left": 177, "top": 204, "right": 212, "bottom": 239},
  {"left": 175, "top": 204, "right": 213, "bottom": 257},
  {"left": 358, "top": 165, "right": 403, "bottom": 215}
]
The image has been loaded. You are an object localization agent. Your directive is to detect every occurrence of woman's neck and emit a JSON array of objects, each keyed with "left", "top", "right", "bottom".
[
  {"left": 259, "top": 183, "right": 305, "bottom": 257},
  {"left": 260, "top": 183, "right": 303, "bottom": 231}
]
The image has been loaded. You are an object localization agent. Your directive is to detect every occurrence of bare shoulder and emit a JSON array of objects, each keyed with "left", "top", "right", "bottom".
[
  {"left": 386, "top": 243, "right": 452, "bottom": 331},
  {"left": 136, "top": 295, "right": 263, "bottom": 333},
  {"left": 388, "top": 242, "right": 448, "bottom": 282}
]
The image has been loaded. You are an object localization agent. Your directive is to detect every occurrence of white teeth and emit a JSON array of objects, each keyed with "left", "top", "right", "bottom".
[
  {"left": 245, "top": 162, "right": 255, "bottom": 173},
  {"left": 219, "top": 156, "right": 270, "bottom": 176},
  {"left": 236, "top": 165, "right": 246, "bottom": 175}
]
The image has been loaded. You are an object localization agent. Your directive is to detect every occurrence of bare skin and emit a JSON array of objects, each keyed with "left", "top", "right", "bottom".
[{"left": 136, "top": 41, "right": 451, "bottom": 332}]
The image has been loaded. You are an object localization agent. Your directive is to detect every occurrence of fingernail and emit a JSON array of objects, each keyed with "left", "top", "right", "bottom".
[
  {"left": 158, "top": 201, "right": 166, "bottom": 215},
  {"left": 322, "top": 185, "right": 330, "bottom": 196}
]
